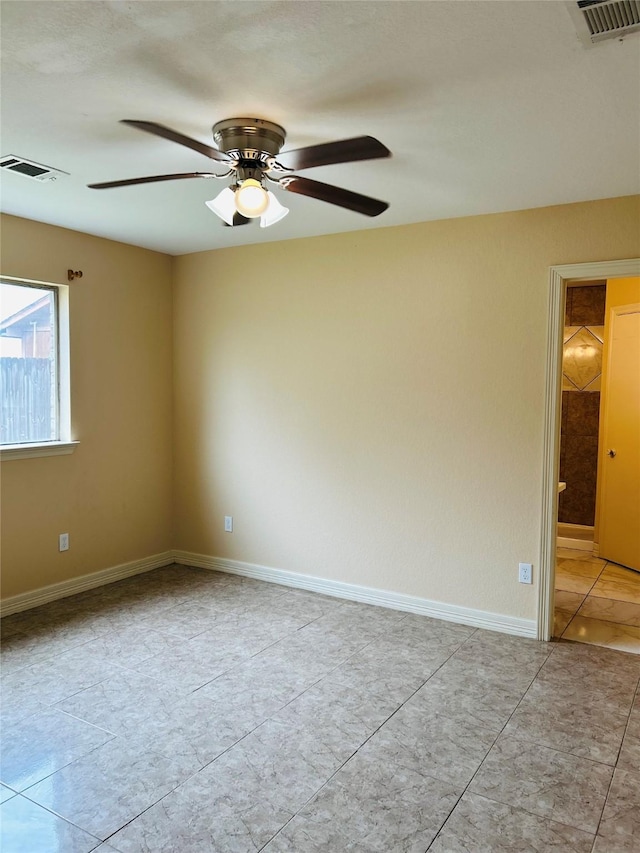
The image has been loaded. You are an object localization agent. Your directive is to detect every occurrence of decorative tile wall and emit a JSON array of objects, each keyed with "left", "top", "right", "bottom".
[
  {"left": 562, "top": 326, "right": 604, "bottom": 392},
  {"left": 558, "top": 283, "right": 606, "bottom": 527}
]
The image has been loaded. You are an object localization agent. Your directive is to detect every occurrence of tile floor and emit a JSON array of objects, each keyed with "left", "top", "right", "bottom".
[
  {"left": 0, "top": 564, "right": 639, "bottom": 852},
  {"left": 555, "top": 548, "right": 640, "bottom": 653}
]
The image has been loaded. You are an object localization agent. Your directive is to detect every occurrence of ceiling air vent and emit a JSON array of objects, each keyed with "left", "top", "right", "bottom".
[
  {"left": 0, "top": 155, "right": 68, "bottom": 182},
  {"left": 568, "top": 0, "right": 640, "bottom": 45}
]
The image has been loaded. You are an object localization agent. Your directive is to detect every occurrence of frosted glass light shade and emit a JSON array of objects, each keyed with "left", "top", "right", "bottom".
[
  {"left": 205, "top": 187, "right": 236, "bottom": 226},
  {"left": 260, "top": 192, "right": 289, "bottom": 228},
  {"left": 235, "top": 179, "right": 269, "bottom": 218},
  {"left": 206, "top": 183, "right": 289, "bottom": 228}
]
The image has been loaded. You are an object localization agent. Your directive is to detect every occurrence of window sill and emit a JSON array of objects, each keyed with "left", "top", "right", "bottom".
[{"left": 1, "top": 441, "right": 80, "bottom": 461}]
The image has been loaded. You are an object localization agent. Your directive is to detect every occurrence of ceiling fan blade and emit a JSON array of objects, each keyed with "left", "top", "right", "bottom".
[
  {"left": 121, "top": 120, "right": 231, "bottom": 163},
  {"left": 88, "top": 172, "right": 221, "bottom": 189},
  {"left": 223, "top": 213, "right": 252, "bottom": 227},
  {"left": 279, "top": 176, "right": 388, "bottom": 217},
  {"left": 276, "top": 136, "right": 390, "bottom": 171}
]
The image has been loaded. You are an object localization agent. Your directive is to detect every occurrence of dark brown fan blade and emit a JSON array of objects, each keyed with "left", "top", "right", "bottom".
[
  {"left": 222, "top": 213, "right": 252, "bottom": 227},
  {"left": 121, "top": 120, "right": 231, "bottom": 163},
  {"left": 279, "top": 176, "right": 388, "bottom": 217},
  {"left": 276, "top": 136, "right": 390, "bottom": 171},
  {"left": 88, "top": 172, "right": 221, "bottom": 189}
]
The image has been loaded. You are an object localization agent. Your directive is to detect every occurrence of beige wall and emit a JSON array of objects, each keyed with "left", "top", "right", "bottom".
[
  {"left": 173, "top": 196, "right": 639, "bottom": 621},
  {"left": 1, "top": 214, "right": 174, "bottom": 598},
  {"left": 2, "top": 197, "right": 638, "bottom": 619}
]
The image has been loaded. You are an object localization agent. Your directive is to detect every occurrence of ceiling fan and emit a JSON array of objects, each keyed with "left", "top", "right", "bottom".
[{"left": 88, "top": 118, "right": 391, "bottom": 227}]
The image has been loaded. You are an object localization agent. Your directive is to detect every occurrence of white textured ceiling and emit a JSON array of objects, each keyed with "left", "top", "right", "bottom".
[{"left": 1, "top": 1, "right": 639, "bottom": 255}]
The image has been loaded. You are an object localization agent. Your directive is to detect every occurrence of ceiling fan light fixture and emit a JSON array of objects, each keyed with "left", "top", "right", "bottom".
[
  {"left": 260, "top": 191, "right": 289, "bottom": 228},
  {"left": 205, "top": 186, "right": 236, "bottom": 225},
  {"left": 235, "top": 178, "right": 269, "bottom": 218},
  {"left": 91, "top": 119, "right": 391, "bottom": 223}
]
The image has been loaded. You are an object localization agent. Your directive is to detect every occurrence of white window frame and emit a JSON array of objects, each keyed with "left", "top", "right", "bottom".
[{"left": 1, "top": 275, "right": 78, "bottom": 460}]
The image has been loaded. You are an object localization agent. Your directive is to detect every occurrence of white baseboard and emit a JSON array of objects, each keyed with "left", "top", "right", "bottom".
[
  {"left": 0, "top": 551, "right": 174, "bottom": 617},
  {"left": 173, "top": 551, "right": 537, "bottom": 639},
  {"left": 1, "top": 548, "right": 538, "bottom": 639}
]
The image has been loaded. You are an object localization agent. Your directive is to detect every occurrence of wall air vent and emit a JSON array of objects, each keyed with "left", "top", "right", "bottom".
[
  {"left": 0, "top": 155, "right": 69, "bottom": 182},
  {"left": 568, "top": 0, "right": 640, "bottom": 45}
]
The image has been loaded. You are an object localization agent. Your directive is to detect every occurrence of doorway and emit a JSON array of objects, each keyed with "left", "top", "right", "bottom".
[{"left": 538, "top": 259, "right": 640, "bottom": 644}]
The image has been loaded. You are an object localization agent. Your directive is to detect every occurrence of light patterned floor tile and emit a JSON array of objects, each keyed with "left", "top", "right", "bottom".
[
  {"left": 360, "top": 701, "right": 498, "bottom": 788},
  {"left": 0, "top": 626, "right": 103, "bottom": 675},
  {"left": 578, "top": 595, "right": 640, "bottom": 628},
  {"left": 131, "top": 638, "right": 250, "bottom": 692},
  {"left": 547, "top": 637, "right": 640, "bottom": 676},
  {"left": 1, "top": 708, "right": 114, "bottom": 791},
  {"left": 469, "top": 735, "right": 612, "bottom": 833},
  {"left": 554, "top": 589, "right": 586, "bottom": 613},
  {"left": 590, "top": 565, "right": 640, "bottom": 606},
  {"left": 562, "top": 615, "right": 640, "bottom": 654},
  {"left": 450, "top": 630, "right": 551, "bottom": 685},
  {"left": 554, "top": 608, "right": 574, "bottom": 637},
  {"left": 54, "top": 669, "right": 188, "bottom": 736},
  {"left": 429, "top": 792, "right": 594, "bottom": 852},
  {"left": 107, "top": 772, "right": 292, "bottom": 853},
  {"left": 110, "top": 716, "right": 352, "bottom": 852},
  {"left": 194, "top": 652, "right": 319, "bottom": 722},
  {"left": 555, "top": 564, "right": 602, "bottom": 595},
  {"left": 125, "top": 691, "right": 261, "bottom": 772},
  {"left": 210, "top": 713, "right": 363, "bottom": 809},
  {"left": 407, "top": 659, "right": 527, "bottom": 731},
  {"left": 263, "top": 747, "right": 460, "bottom": 853},
  {"left": 269, "top": 677, "right": 401, "bottom": 748},
  {"left": 554, "top": 553, "right": 640, "bottom": 654},
  {"left": 598, "top": 768, "right": 640, "bottom": 845},
  {"left": 2, "top": 562, "right": 639, "bottom": 852},
  {"left": 67, "top": 625, "right": 183, "bottom": 668},
  {"left": 23, "top": 738, "right": 193, "bottom": 840},
  {"left": 0, "top": 795, "right": 101, "bottom": 853},
  {"left": 557, "top": 556, "right": 606, "bottom": 574},
  {"left": 503, "top": 681, "right": 630, "bottom": 766},
  {"left": 592, "top": 834, "right": 640, "bottom": 852},
  {"left": 0, "top": 644, "right": 123, "bottom": 710},
  {"left": 618, "top": 727, "right": 640, "bottom": 774}
]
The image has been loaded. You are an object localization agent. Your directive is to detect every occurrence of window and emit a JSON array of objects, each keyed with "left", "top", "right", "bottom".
[{"left": 1, "top": 277, "right": 73, "bottom": 456}]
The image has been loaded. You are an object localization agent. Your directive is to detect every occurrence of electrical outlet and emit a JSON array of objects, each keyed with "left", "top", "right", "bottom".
[
  {"left": 59, "top": 533, "right": 69, "bottom": 552},
  {"left": 518, "top": 562, "right": 532, "bottom": 584},
  {"left": 224, "top": 516, "right": 233, "bottom": 533}
]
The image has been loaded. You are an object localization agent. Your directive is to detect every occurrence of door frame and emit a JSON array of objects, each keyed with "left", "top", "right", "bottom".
[{"left": 538, "top": 258, "right": 640, "bottom": 641}]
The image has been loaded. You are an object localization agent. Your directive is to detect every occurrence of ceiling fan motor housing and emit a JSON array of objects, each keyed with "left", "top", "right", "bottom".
[{"left": 212, "top": 118, "right": 286, "bottom": 163}]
